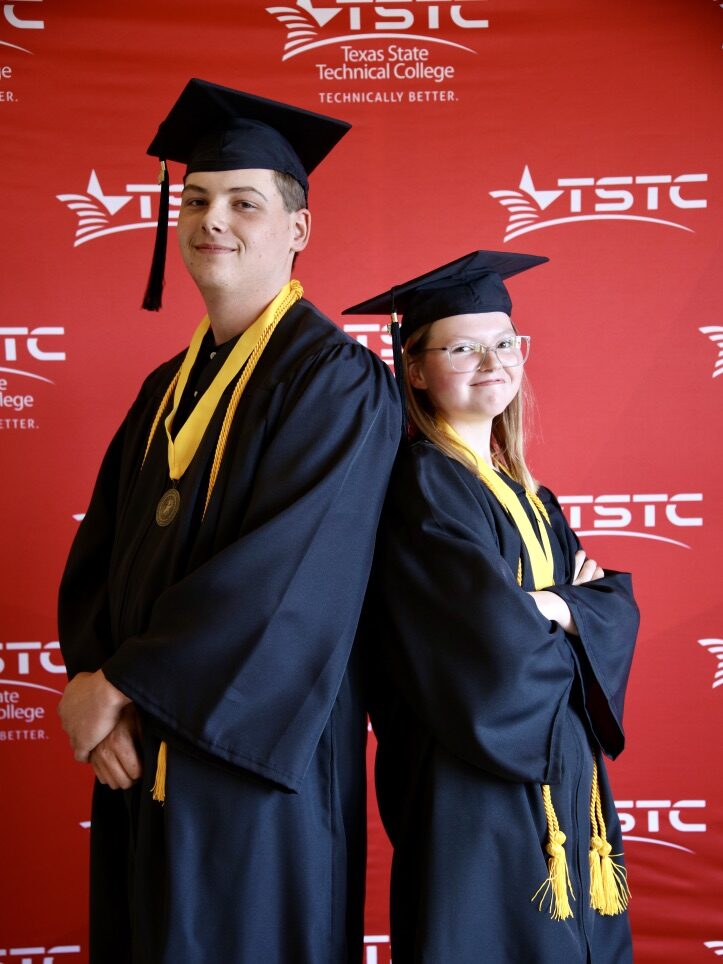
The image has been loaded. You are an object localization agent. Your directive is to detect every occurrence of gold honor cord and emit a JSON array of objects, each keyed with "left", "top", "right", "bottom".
[
  {"left": 436, "top": 421, "right": 629, "bottom": 920},
  {"left": 146, "top": 281, "right": 304, "bottom": 809},
  {"left": 142, "top": 280, "right": 303, "bottom": 528}
]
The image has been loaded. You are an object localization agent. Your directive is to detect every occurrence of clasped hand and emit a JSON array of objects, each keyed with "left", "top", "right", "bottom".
[
  {"left": 528, "top": 549, "right": 604, "bottom": 634},
  {"left": 58, "top": 671, "right": 143, "bottom": 789}
]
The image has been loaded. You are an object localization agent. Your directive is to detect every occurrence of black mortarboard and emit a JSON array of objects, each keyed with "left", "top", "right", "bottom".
[
  {"left": 342, "top": 250, "right": 548, "bottom": 427},
  {"left": 343, "top": 250, "right": 549, "bottom": 343},
  {"left": 142, "top": 79, "right": 351, "bottom": 311}
]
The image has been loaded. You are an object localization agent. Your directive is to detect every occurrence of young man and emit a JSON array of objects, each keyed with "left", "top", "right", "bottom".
[{"left": 57, "top": 79, "right": 400, "bottom": 963}]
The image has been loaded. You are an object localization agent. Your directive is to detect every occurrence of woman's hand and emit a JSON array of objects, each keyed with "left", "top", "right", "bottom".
[
  {"left": 527, "top": 590, "right": 578, "bottom": 634},
  {"left": 572, "top": 549, "right": 604, "bottom": 585},
  {"left": 528, "top": 550, "right": 605, "bottom": 634}
]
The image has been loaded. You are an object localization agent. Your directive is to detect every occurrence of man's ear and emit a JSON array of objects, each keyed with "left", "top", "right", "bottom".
[{"left": 290, "top": 209, "right": 311, "bottom": 252}]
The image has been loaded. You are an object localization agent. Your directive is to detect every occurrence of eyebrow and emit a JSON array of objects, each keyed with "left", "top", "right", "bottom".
[
  {"left": 182, "top": 183, "right": 269, "bottom": 201},
  {"left": 444, "top": 329, "right": 516, "bottom": 343}
]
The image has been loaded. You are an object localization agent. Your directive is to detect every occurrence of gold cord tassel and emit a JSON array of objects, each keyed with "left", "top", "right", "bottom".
[
  {"left": 589, "top": 757, "right": 630, "bottom": 914},
  {"left": 151, "top": 740, "right": 167, "bottom": 804},
  {"left": 532, "top": 784, "right": 575, "bottom": 920}
]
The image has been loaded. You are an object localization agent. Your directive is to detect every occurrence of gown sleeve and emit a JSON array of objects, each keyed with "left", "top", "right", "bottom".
[
  {"left": 98, "top": 345, "right": 400, "bottom": 792},
  {"left": 373, "top": 443, "right": 580, "bottom": 785},
  {"left": 541, "top": 488, "right": 639, "bottom": 759}
]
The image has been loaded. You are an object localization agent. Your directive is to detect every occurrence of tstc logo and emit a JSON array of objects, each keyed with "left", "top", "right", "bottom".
[
  {"left": 266, "top": 0, "right": 488, "bottom": 60},
  {"left": 0, "top": 640, "right": 66, "bottom": 693},
  {"left": 490, "top": 165, "right": 708, "bottom": 242},
  {"left": 0, "top": 950, "right": 80, "bottom": 964},
  {"left": 343, "top": 320, "right": 393, "bottom": 367},
  {"left": 0, "top": 326, "right": 65, "bottom": 385},
  {"left": 363, "top": 936, "right": 390, "bottom": 964},
  {"left": 0, "top": 641, "right": 65, "bottom": 742},
  {"left": 699, "top": 327, "right": 723, "bottom": 379},
  {"left": 0, "top": 0, "right": 45, "bottom": 54},
  {"left": 57, "top": 169, "right": 183, "bottom": 247},
  {"left": 615, "top": 798, "right": 707, "bottom": 854},
  {"left": 558, "top": 492, "right": 703, "bottom": 549},
  {"left": 698, "top": 639, "right": 723, "bottom": 690}
]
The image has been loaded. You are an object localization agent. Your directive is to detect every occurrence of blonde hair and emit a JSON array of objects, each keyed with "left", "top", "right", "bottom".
[{"left": 403, "top": 322, "right": 538, "bottom": 492}]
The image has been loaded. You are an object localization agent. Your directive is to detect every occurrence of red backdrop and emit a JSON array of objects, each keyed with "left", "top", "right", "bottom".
[{"left": 1, "top": 1, "right": 722, "bottom": 961}]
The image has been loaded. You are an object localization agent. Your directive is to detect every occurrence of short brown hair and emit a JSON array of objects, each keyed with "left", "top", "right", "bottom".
[{"left": 272, "top": 170, "right": 308, "bottom": 212}]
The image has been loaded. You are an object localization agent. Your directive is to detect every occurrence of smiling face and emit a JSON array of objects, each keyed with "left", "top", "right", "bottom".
[
  {"left": 176, "top": 168, "right": 310, "bottom": 300},
  {"left": 407, "top": 312, "right": 524, "bottom": 430}
]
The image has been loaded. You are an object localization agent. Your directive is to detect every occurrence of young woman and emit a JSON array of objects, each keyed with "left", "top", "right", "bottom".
[{"left": 345, "top": 251, "right": 639, "bottom": 963}]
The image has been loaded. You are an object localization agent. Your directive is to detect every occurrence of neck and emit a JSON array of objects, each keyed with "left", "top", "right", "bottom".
[
  {"left": 201, "top": 274, "right": 292, "bottom": 345},
  {"left": 444, "top": 416, "right": 494, "bottom": 467}
]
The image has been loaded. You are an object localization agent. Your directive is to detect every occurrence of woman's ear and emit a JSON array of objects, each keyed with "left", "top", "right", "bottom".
[{"left": 407, "top": 357, "right": 427, "bottom": 390}]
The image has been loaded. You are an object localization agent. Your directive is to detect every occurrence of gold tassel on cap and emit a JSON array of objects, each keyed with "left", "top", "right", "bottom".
[
  {"left": 151, "top": 740, "right": 167, "bottom": 804},
  {"left": 589, "top": 757, "right": 630, "bottom": 914},
  {"left": 532, "top": 784, "right": 575, "bottom": 920}
]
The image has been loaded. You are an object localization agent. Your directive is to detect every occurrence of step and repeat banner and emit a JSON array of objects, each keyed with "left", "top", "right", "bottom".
[{"left": 1, "top": 1, "right": 721, "bottom": 961}]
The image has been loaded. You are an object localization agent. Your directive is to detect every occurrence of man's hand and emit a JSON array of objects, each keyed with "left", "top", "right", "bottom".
[
  {"left": 90, "top": 704, "right": 143, "bottom": 790},
  {"left": 58, "top": 670, "right": 131, "bottom": 763}
]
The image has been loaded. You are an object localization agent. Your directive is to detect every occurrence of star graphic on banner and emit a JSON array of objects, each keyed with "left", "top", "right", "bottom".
[
  {"left": 489, "top": 165, "right": 563, "bottom": 240},
  {"left": 297, "top": 0, "right": 341, "bottom": 27},
  {"left": 57, "top": 171, "right": 133, "bottom": 245},
  {"left": 85, "top": 170, "right": 132, "bottom": 215},
  {"left": 518, "top": 165, "right": 563, "bottom": 211},
  {"left": 699, "top": 326, "right": 723, "bottom": 378},
  {"left": 698, "top": 639, "right": 723, "bottom": 689},
  {"left": 266, "top": 1, "right": 343, "bottom": 56}
]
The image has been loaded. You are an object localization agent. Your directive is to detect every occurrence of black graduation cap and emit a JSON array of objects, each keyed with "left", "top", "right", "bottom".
[
  {"left": 342, "top": 250, "right": 548, "bottom": 427},
  {"left": 343, "top": 250, "right": 549, "bottom": 343},
  {"left": 142, "top": 78, "right": 351, "bottom": 311}
]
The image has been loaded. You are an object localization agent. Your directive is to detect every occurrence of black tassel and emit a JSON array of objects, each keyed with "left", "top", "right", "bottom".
[
  {"left": 142, "top": 161, "right": 170, "bottom": 311},
  {"left": 389, "top": 308, "right": 408, "bottom": 439}
]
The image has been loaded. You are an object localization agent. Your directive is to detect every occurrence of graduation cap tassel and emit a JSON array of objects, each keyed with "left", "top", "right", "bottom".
[
  {"left": 142, "top": 160, "right": 170, "bottom": 311},
  {"left": 151, "top": 740, "right": 167, "bottom": 804},
  {"left": 589, "top": 757, "right": 630, "bottom": 915},
  {"left": 388, "top": 306, "right": 408, "bottom": 437}
]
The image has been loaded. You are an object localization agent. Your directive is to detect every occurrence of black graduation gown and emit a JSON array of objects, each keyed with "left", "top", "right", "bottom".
[
  {"left": 365, "top": 440, "right": 639, "bottom": 964},
  {"left": 58, "top": 298, "right": 401, "bottom": 964}
]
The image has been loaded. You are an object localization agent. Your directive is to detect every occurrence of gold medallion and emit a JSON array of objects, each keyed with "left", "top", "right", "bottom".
[{"left": 156, "top": 488, "right": 181, "bottom": 527}]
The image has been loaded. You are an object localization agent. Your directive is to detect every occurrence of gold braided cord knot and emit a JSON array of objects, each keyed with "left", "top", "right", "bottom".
[
  {"left": 531, "top": 783, "right": 575, "bottom": 920},
  {"left": 588, "top": 756, "right": 630, "bottom": 914}
]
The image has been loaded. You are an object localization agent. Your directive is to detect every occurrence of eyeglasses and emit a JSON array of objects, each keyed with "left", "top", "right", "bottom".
[{"left": 418, "top": 335, "right": 531, "bottom": 372}]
